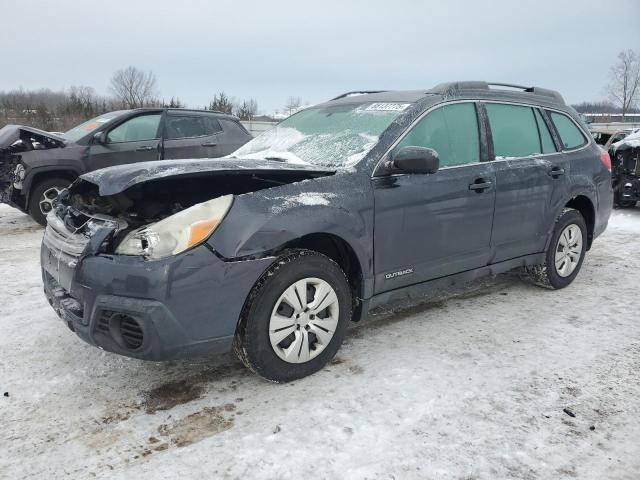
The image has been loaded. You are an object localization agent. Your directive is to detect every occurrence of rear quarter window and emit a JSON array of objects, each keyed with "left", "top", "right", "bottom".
[{"left": 549, "top": 112, "right": 587, "bottom": 150}]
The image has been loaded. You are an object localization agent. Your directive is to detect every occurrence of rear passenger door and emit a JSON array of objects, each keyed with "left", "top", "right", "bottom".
[
  {"left": 163, "top": 113, "right": 222, "bottom": 159},
  {"left": 485, "top": 103, "right": 566, "bottom": 262},
  {"left": 372, "top": 102, "right": 496, "bottom": 292}
]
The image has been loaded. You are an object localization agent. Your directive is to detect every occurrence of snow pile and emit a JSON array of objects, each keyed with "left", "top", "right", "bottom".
[
  {"left": 2, "top": 204, "right": 640, "bottom": 479},
  {"left": 606, "top": 209, "right": 640, "bottom": 233}
]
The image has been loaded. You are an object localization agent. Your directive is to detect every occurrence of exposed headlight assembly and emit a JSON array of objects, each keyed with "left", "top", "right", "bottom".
[
  {"left": 115, "top": 195, "right": 233, "bottom": 259},
  {"left": 13, "top": 164, "right": 25, "bottom": 189}
]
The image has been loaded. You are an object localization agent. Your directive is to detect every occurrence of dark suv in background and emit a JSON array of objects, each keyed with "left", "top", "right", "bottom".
[
  {"left": 41, "top": 81, "right": 612, "bottom": 382},
  {"left": 0, "top": 108, "right": 251, "bottom": 224}
]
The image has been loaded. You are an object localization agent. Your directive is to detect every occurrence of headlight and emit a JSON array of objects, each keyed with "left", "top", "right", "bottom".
[{"left": 115, "top": 195, "right": 233, "bottom": 259}]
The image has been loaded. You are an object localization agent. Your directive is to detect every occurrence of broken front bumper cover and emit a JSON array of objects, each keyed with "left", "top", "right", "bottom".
[
  {"left": 41, "top": 235, "right": 275, "bottom": 361},
  {"left": 0, "top": 151, "right": 20, "bottom": 205}
]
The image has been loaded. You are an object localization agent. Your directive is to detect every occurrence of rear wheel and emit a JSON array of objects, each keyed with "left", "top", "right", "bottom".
[
  {"left": 234, "top": 249, "right": 352, "bottom": 382},
  {"left": 28, "top": 177, "right": 71, "bottom": 226},
  {"left": 525, "top": 208, "right": 587, "bottom": 289}
]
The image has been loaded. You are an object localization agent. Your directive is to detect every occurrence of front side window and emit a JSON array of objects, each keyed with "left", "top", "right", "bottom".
[
  {"left": 549, "top": 112, "right": 587, "bottom": 150},
  {"left": 232, "top": 103, "right": 405, "bottom": 167},
  {"left": 393, "top": 102, "right": 480, "bottom": 167},
  {"left": 486, "top": 104, "right": 542, "bottom": 158},
  {"left": 106, "top": 114, "right": 161, "bottom": 143}
]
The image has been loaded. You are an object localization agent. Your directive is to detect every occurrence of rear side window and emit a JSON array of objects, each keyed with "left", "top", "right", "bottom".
[
  {"left": 549, "top": 112, "right": 587, "bottom": 149},
  {"left": 486, "top": 104, "right": 541, "bottom": 158},
  {"left": 534, "top": 109, "right": 557, "bottom": 154},
  {"left": 166, "top": 115, "right": 219, "bottom": 139},
  {"left": 205, "top": 117, "right": 223, "bottom": 134},
  {"left": 394, "top": 102, "right": 479, "bottom": 167},
  {"left": 220, "top": 119, "right": 249, "bottom": 136}
]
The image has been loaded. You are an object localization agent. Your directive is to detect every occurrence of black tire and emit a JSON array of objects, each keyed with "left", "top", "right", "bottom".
[
  {"left": 614, "top": 191, "right": 636, "bottom": 209},
  {"left": 525, "top": 208, "right": 587, "bottom": 290},
  {"left": 28, "top": 177, "right": 71, "bottom": 226},
  {"left": 233, "top": 249, "right": 352, "bottom": 382}
]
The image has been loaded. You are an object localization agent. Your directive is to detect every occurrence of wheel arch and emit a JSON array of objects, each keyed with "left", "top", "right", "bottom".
[
  {"left": 280, "top": 233, "right": 366, "bottom": 322},
  {"left": 24, "top": 167, "right": 79, "bottom": 208},
  {"left": 564, "top": 195, "right": 595, "bottom": 250}
]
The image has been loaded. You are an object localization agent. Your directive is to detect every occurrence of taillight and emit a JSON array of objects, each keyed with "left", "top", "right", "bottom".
[{"left": 599, "top": 148, "right": 611, "bottom": 172}]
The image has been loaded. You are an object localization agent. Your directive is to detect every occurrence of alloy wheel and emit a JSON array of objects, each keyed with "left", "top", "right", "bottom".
[{"left": 39, "top": 187, "right": 63, "bottom": 215}]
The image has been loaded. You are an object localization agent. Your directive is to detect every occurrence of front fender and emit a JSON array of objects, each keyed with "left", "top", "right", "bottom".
[{"left": 207, "top": 174, "right": 374, "bottom": 277}]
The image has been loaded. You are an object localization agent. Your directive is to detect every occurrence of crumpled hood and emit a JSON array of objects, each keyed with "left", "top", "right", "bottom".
[
  {"left": 80, "top": 158, "right": 337, "bottom": 196},
  {"left": 0, "top": 124, "right": 66, "bottom": 150},
  {"left": 612, "top": 130, "right": 640, "bottom": 153}
]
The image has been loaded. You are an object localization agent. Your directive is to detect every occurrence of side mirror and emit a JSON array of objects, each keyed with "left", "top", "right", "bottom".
[
  {"left": 93, "top": 131, "right": 107, "bottom": 144},
  {"left": 392, "top": 146, "right": 440, "bottom": 174}
]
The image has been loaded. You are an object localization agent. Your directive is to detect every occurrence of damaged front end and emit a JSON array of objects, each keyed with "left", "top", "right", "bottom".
[
  {"left": 0, "top": 125, "right": 65, "bottom": 206},
  {"left": 40, "top": 158, "right": 336, "bottom": 359},
  {"left": 610, "top": 134, "right": 640, "bottom": 206},
  {"left": 55, "top": 158, "right": 336, "bottom": 258}
]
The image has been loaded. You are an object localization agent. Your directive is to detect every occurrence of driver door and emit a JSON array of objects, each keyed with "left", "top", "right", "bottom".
[
  {"left": 88, "top": 112, "right": 163, "bottom": 171},
  {"left": 372, "top": 102, "right": 496, "bottom": 293}
]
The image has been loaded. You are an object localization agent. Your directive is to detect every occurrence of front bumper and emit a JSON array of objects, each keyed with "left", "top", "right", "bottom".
[
  {"left": 0, "top": 152, "right": 24, "bottom": 209},
  {"left": 41, "top": 239, "right": 274, "bottom": 360}
]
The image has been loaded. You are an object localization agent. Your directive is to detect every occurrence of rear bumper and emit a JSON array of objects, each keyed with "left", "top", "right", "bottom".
[
  {"left": 593, "top": 172, "right": 613, "bottom": 241},
  {"left": 41, "top": 240, "right": 274, "bottom": 361}
]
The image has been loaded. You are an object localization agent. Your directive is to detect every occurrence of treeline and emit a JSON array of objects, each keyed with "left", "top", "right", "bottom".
[
  {"left": 1, "top": 86, "right": 118, "bottom": 132},
  {"left": 571, "top": 100, "right": 640, "bottom": 114},
  {"left": 0, "top": 66, "right": 260, "bottom": 133}
]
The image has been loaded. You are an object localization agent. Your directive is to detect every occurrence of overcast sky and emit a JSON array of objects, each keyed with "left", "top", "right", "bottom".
[{"left": 2, "top": 0, "right": 639, "bottom": 113}]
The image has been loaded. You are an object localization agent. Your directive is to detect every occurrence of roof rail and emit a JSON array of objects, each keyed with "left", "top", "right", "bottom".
[
  {"left": 330, "top": 90, "right": 388, "bottom": 101},
  {"left": 429, "top": 81, "right": 565, "bottom": 105}
]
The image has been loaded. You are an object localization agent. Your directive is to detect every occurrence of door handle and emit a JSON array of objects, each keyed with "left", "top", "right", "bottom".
[
  {"left": 547, "top": 166, "right": 565, "bottom": 177},
  {"left": 201, "top": 142, "right": 217, "bottom": 147},
  {"left": 469, "top": 180, "right": 492, "bottom": 191},
  {"left": 136, "top": 146, "right": 154, "bottom": 151}
]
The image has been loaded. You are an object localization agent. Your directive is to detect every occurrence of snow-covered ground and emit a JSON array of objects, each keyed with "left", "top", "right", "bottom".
[{"left": 1, "top": 203, "right": 639, "bottom": 480}]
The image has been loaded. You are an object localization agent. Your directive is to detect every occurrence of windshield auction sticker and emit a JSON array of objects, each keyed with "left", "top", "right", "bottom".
[{"left": 365, "top": 103, "right": 411, "bottom": 112}]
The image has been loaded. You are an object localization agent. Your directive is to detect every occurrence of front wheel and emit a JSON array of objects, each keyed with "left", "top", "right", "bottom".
[
  {"left": 525, "top": 208, "right": 587, "bottom": 289},
  {"left": 234, "top": 249, "right": 352, "bottom": 382},
  {"left": 28, "top": 177, "right": 71, "bottom": 226}
]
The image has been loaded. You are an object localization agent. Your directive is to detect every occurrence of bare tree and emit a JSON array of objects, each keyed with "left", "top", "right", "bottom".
[
  {"left": 606, "top": 50, "right": 640, "bottom": 118},
  {"left": 284, "top": 96, "right": 302, "bottom": 116},
  {"left": 109, "top": 66, "right": 158, "bottom": 109},
  {"left": 235, "top": 98, "right": 258, "bottom": 120}
]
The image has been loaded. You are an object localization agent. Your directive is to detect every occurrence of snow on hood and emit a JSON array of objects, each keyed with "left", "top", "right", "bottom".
[
  {"left": 80, "top": 158, "right": 336, "bottom": 196},
  {"left": 612, "top": 130, "right": 640, "bottom": 152}
]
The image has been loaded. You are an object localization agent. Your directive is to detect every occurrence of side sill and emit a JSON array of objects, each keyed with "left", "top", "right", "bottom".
[{"left": 361, "top": 253, "right": 545, "bottom": 317}]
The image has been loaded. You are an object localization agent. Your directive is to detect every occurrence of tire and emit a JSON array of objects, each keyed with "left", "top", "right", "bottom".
[
  {"left": 525, "top": 208, "right": 587, "bottom": 290},
  {"left": 614, "top": 191, "right": 636, "bottom": 209},
  {"left": 234, "top": 249, "right": 352, "bottom": 382},
  {"left": 28, "top": 177, "right": 71, "bottom": 226}
]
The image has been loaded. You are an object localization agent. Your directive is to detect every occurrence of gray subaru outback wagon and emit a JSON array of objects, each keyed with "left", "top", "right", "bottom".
[{"left": 41, "top": 82, "right": 612, "bottom": 382}]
